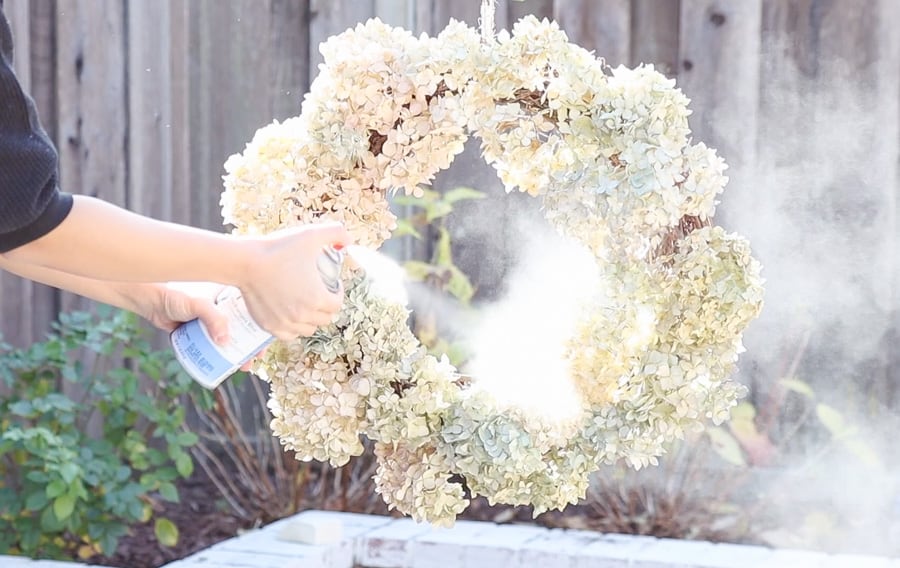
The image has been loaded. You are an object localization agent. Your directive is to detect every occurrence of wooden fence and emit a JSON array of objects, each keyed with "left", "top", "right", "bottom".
[{"left": 1, "top": 0, "right": 899, "bottom": 404}]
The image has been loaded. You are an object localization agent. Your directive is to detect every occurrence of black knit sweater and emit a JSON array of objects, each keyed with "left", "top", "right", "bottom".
[{"left": 0, "top": 3, "right": 73, "bottom": 253}]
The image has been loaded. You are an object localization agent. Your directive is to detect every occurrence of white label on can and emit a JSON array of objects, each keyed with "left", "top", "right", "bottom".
[{"left": 170, "top": 287, "right": 273, "bottom": 389}]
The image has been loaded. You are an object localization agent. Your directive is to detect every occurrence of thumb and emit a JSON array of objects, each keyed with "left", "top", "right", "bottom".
[
  {"left": 189, "top": 297, "right": 230, "bottom": 345},
  {"left": 164, "top": 288, "right": 229, "bottom": 345}
]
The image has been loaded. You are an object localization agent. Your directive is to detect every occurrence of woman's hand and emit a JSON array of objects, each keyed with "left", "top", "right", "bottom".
[
  {"left": 137, "top": 282, "right": 262, "bottom": 371},
  {"left": 238, "top": 222, "right": 350, "bottom": 340},
  {"left": 140, "top": 282, "right": 226, "bottom": 335}
]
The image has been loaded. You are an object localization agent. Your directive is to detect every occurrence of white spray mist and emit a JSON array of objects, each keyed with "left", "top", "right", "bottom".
[{"left": 463, "top": 222, "right": 601, "bottom": 425}]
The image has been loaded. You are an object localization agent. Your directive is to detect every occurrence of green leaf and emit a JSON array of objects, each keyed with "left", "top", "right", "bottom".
[
  {"left": 434, "top": 227, "right": 453, "bottom": 267},
  {"left": 8, "top": 400, "right": 33, "bottom": 416},
  {"left": 176, "top": 431, "right": 198, "bottom": 446},
  {"left": 154, "top": 518, "right": 179, "bottom": 547},
  {"left": 392, "top": 218, "right": 423, "bottom": 239},
  {"left": 40, "top": 504, "right": 65, "bottom": 532},
  {"left": 100, "top": 529, "right": 123, "bottom": 556},
  {"left": 26, "top": 490, "right": 49, "bottom": 511},
  {"left": 146, "top": 448, "right": 168, "bottom": 466},
  {"left": 443, "top": 186, "right": 486, "bottom": 204},
  {"left": 780, "top": 377, "right": 815, "bottom": 398},
  {"left": 116, "top": 465, "right": 132, "bottom": 482},
  {"left": 53, "top": 493, "right": 77, "bottom": 521},
  {"left": 390, "top": 195, "right": 423, "bottom": 207},
  {"left": 815, "top": 403, "right": 847, "bottom": 436},
  {"left": 425, "top": 200, "right": 454, "bottom": 222},
  {"left": 706, "top": 426, "right": 747, "bottom": 466},
  {"left": 59, "top": 462, "right": 80, "bottom": 484},
  {"left": 404, "top": 260, "right": 435, "bottom": 282},
  {"left": 447, "top": 267, "right": 475, "bottom": 304},
  {"left": 46, "top": 479, "right": 67, "bottom": 498},
  {"left": 430, "top": 339, "right": 469, "bottom": 367},
  {"left": 174, "top": 452, "right": 193, "bottom": 478},
  {"left": 19, "top": 524, "right": 41, "bottom": 552},
  {"left": 158, "top": 482, "right": 179, "bottom": 503},
  {"left": 729, "top": 402, "right": 756, "bottom": 422},
  {"left": 26, "top": 470, "right": 49, "bottom": 483},
  {"left": 393, "top": 188, "right": 440, "bottom": 207}
]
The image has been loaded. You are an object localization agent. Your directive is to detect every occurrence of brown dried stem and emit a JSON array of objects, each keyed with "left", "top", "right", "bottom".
[{"left": 654, "top": 214, "right": 712, "bottom": 260}]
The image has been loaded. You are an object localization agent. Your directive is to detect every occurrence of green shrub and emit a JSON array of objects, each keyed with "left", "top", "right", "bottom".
[{"left": 0, "top": 308, "right": 213, "bottom": 560}]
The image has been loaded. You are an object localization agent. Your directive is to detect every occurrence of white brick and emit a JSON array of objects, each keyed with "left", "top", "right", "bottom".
[
  {"left": 821, "top": 553, "right": 894, "bottom": 568},
  {"left": 518, "top": 528, "right": 607, "bottom": 567},
  {"left": 702, "top": 543, "right": 774, "bottom": 568},
  {"left": 0, "top": 557, "right": 34, "bottom": 567},
  {"left": 181, "top": 548, "right": 326, "bottom": 568},
  {"left": 159, "top": 561, "right": 202, "bottom": 568},
  {"left": 409, "top": 520, "right": 498, "bottom": 568},
  {"left": 37, "top": 563, "right": 116, "bottom": 568},
  {"left": 323, "top": 541, "right": 356, "bottom": 568},
  {"left": 210, "top": 524, "right": 326, "bottom": 558},
  {"left": 573, "top": 533, "right": 657, "bottom": 568},
  {"left": 408, "top": 521, "right": 545, "bottom": 568},
  {"left": 291, "top": 509, "right": 394, "bottom": 531},
  {"left": 633, "top": 539, "right": 776, "bottom": 568},
  {"left": 763, "top": 548, "right": 830, "bottom": 568},
  {"left": 634, "top": 537, "right": 714, "bottom": 568},
  {"left": 416, "top": 520, "right": 487, "bottom": 542},
  {"left": 408, "top": 539, "right": 464, "bottom": 568},
  {"left": 357, "top": 518, "right": 434, "bottom": 568},
  {"left": 288, "top": 511, "right": 391, "bottom": 567},
  {"left": 462, "top": 524, "right": 546, "bottom": 568},
  {"left": 278, "top": 517, "right": 343, "bottom": 545}
]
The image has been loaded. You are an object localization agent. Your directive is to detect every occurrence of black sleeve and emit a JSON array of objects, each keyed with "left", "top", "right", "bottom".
[{"left": 0, "top": 7, "right": 73, "bottom": 254}]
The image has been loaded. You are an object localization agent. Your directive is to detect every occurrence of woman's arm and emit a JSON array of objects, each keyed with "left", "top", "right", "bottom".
[
  {"left": 3, "top": 195, "right": 350, "bottom": 339},
  {"left": 4, "top": 195, "right": 251, "bottom": 284},
  {"left": 0, "top": 254, "right": 229, "bottom": 336}
]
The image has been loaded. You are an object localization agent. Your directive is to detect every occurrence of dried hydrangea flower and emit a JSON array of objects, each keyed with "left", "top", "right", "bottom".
[{"left": 225, "top": 15, "right": 764, "bottom": 526}]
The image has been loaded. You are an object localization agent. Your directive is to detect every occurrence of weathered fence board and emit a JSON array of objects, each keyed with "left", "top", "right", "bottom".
[
  {"left": 554, "top": 0, "right": 631, "bottom": 67},
  {"left": 678, "top": 0, "right": 761, "bottom": 180},
  {"left": 4, "top": 0, "right": 29, "bottom": 81},
  {"left": 509, "top": 0, "right": 553, "bottom": 22},
  {"left": 54, "top": 1, "right": 128, "bottom": 317},
  {"left": 750, "top": 0, "right": 900, "bottom": 406},
  {"left": 309, "top": 0, "right": 374, "bottom": 78},
  {"left": 631, "top": 0, "right": 680, "bottom": 75},
  {"left": 127, "top": 0, "right": 174, "bottom": 221},
  {"left": 168, "top": 0, "right": 192, "bottom": 227}
]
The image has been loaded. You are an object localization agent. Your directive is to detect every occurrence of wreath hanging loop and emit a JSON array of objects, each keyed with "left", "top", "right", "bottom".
[
  {"left": 220, "top": 14, "right": 764, "bottom": 526},
  {"left": 480, "top": 0, "right": 496, "bottom": 41}
]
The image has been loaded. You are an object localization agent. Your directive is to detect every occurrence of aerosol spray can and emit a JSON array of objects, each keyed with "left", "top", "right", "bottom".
[{"left": 170, "top": 246, "right": 345, "bottom": 389}]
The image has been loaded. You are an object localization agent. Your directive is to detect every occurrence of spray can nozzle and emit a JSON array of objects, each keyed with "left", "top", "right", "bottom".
[{"left": 317, "top": 245, "right": 345, "bottom": 294}]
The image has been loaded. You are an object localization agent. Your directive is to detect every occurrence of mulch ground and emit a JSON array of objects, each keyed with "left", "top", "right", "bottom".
[{"left": 85, "top": 473, "right": 253, "bottom": 568}]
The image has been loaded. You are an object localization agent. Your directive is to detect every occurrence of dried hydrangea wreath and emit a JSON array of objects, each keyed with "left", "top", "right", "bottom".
[{"left": 219, "top": 13, "right": 764, "bottom": 526}]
